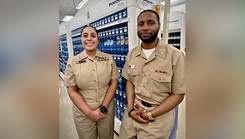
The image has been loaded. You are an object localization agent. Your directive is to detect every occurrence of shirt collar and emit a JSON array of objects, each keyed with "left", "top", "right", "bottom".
[
  {"left": 135, "top": 39, "right": 167, "bottom": 59},
  {"left": 79, "top": 49, "right": 104, "bottom": 59},
  {"left": 154, "top": 41, "right": 167, "bottom": 59}
]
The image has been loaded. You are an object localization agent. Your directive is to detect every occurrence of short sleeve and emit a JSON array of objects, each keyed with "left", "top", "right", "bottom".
[
  {"left": 121, "top": 54, "right": 130, "bottom": 80},
  {"left": 111, "top": 57, "right": 120, "bottom": 79},
  {"left": 172, "top": 51, "right": 186, "bottom": 94},
  {"left": 64, "top": 58, "right": 77, "bottom": 87}
]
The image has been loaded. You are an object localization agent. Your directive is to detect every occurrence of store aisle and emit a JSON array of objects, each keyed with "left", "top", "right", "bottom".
[
  {"left": 59, "top": 78, "right": 119, "bottom": 139},
  {"left": 59, "top": 78, "right": 78, "bottom": 139}
]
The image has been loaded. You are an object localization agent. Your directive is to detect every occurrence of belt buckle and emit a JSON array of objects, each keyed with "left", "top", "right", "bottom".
[{"left": 141, "top": 101, "right": 152, "bottom": 107}]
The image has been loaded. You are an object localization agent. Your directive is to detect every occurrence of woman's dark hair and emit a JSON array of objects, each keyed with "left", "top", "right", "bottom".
[{"left": 80, "top": 25, "right": 99, "bottom": 37}]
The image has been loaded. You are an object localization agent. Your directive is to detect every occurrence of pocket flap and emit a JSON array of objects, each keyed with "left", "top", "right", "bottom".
[
  {"left": 151, "top": 73, "right": 171, "bottom": 82},
  {"left": 128, "top": 69, "right": 138, "bottom": 75}
]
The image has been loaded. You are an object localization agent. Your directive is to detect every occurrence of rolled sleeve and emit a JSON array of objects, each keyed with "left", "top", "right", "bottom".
[
  {"left": 171, "top": 51, "right": 186, "bottom": 94},
  {"left": 64, "top": 58, "right": 77, "bottom": 87}
]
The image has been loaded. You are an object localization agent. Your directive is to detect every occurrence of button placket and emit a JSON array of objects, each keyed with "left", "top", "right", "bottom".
[
  {"left": 141, "top": 63, "right": 148, "bottom": 89},
  {"left": 93, "top": 61, "right": 99, "bottom": 103}
]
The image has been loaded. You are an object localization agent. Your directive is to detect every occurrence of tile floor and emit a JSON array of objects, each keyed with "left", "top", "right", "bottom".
[{"left": 59, "top": 78, "right": 119, "bottom": 139}]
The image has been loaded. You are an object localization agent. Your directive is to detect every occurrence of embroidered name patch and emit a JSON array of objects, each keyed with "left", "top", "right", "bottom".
[{"left": 76, "top": 59, "right": 86, "bottom": 64}]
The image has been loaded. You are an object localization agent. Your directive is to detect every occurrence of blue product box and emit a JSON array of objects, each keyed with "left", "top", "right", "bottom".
[
  {"left": 102, "top": 19, "right": 104, "bottom": 25},
  {"left": 114, "top": 13, "right": 118, "bottom": 21},
  {"left": 120, "top": 45, "right": 124, "bottom": 55},
  {"left": 117, "top": 45, "right": 120, "bottom": 54},
  {"left": 99, "top": 20, "right": 102, "bottom": 26},
  {"left": 102, "top": 31, "right": 106, "bottom": 43},
  {"left": 105, "top": 30, "right": 109, "bottom": 42},
  {"left": 123, "top": 26, "right": 128, "bottom": 34},
  {"left": 118, "top": 76, "right": 122, "bottom": 84},
  {"left": 121, "top": 55, "right": 125, "bottom": 67},
  {"left": 119, "top": 12, "right": 122, "bottom": 20},
  {"left": 120, "top": 106, "right": 124, "bottom": 121},
  {"left": 116, "top": 29, "right": 120, "bottom": 46},
  {"left": 108, "top": 29, "right": 112, "bottom": 49},
  {"left": 123, "top": 10, "right": 127, "bottom": 18},
  {"left": 107, "top": 16, "right": 111, "bottom": 23},
  {"left": 114, "top": 54, "right": 117, "bottom": 64},
  {"left": 111, "top": 14, "right": 114, "bottom": 22},
  {"left": 111, "top": 29, "right": 115, "bottom": 53},
  {"left": 113, "top": 55, "right": 117, "bottom": 63},
  {"left": 118, "top": 67, "right": 122, "bottom": 75},
  {"left": 117, "top": 56, "right": 121, "bottom": 68},
  {"left": 116, "top": 55, "right": 120, "bottom": 68},
  {"left": 101, "top": 46, "right": 104, "bottom": 52}
]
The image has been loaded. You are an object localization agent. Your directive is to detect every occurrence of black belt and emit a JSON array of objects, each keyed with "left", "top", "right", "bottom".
[{"left": 141, "top": 101, "right": 152, "bottom": 107}]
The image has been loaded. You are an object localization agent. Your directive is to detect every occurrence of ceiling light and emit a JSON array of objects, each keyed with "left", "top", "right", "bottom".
[
  {"left": 76, "top": 0, "right": 88, "bottom": 10},
  {"left": 61, "top": 16, "right": 74, "bottom": 22}
]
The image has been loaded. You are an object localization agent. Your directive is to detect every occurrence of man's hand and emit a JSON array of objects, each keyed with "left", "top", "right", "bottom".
[
  {"left": 129, "top": 103, "right": 148, "bottom": 123},
  {"left": 130, "top": 110, "right": 148, "bottom": 123}
]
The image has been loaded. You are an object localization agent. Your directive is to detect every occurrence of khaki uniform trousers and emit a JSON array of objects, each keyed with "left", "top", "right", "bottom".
[
  {"left": 119, "top": 99, "right": 174, "bottom": 139},
  {"left": 73, "top": 98, "right": 115, "bottom": 139}
]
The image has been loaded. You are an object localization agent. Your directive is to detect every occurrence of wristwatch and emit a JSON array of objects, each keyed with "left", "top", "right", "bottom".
[
  {"left": 100, "top": 105, "right": 108, "bottom": 113},
  {"left": 147, "top": 112, "right": 155, "bottom": 121}
]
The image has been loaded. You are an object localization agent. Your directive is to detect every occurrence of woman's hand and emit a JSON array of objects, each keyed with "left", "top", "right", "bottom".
[{"left": 87, "top": 108, "right": 105, "bottom": 122}]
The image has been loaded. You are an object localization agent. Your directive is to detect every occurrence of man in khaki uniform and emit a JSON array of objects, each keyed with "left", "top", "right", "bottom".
[
  {"left": 64, "top": 26, "right": 120, "bottom": 139},
  {"left": 119, "top": 10, "right": 186, "bottom": 139}
]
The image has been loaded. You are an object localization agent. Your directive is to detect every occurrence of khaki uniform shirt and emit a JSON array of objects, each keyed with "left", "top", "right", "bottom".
[
  {"left": 64, "top": 50, "right": 120, "bottom": 106},
  {"left": 122, "top": 40, "right": 185, "bottom": 105}
]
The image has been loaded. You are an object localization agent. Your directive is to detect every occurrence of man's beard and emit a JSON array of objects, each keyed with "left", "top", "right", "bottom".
[{"left": 138, "top": 32, "right": 158, "bottom": 43}]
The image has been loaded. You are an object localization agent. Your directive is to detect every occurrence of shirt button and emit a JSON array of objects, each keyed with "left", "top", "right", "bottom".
[
  {"left": 94, "top": 80, "right": 97, "bottom": 82},
  {"left": 95, "top": 90, "right": 97, "bottom": 92},
  {"left": 143, "top": 85, "right": 145, "bottom": 87},
  {"left": 92, "top": 69, "right": 95, "bottom": 71}
]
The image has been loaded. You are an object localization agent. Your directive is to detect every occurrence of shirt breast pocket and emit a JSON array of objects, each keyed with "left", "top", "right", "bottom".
[
  {"left": 127, "top": 69, "right": 139, "bottom": 85},
  {"left": 150, "top": 73, "right": 171, "bottom": 93}
]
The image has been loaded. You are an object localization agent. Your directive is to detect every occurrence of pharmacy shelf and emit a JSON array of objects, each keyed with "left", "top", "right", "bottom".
[
  {"left": 96, "top": 18, "right": 129, "bottom": 30},
  {"left": 71, "top": 18, "right": 129, "bottom": 38}
]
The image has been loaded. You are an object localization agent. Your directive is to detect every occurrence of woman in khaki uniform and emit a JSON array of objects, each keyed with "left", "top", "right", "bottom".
[{"left": 64, "top": 26, "right": 120, "bottom": 139}]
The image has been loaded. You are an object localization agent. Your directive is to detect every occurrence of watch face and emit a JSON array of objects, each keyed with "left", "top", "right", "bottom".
[{"left": 100, "top": 106, "right": 108, "bottom": 113}]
